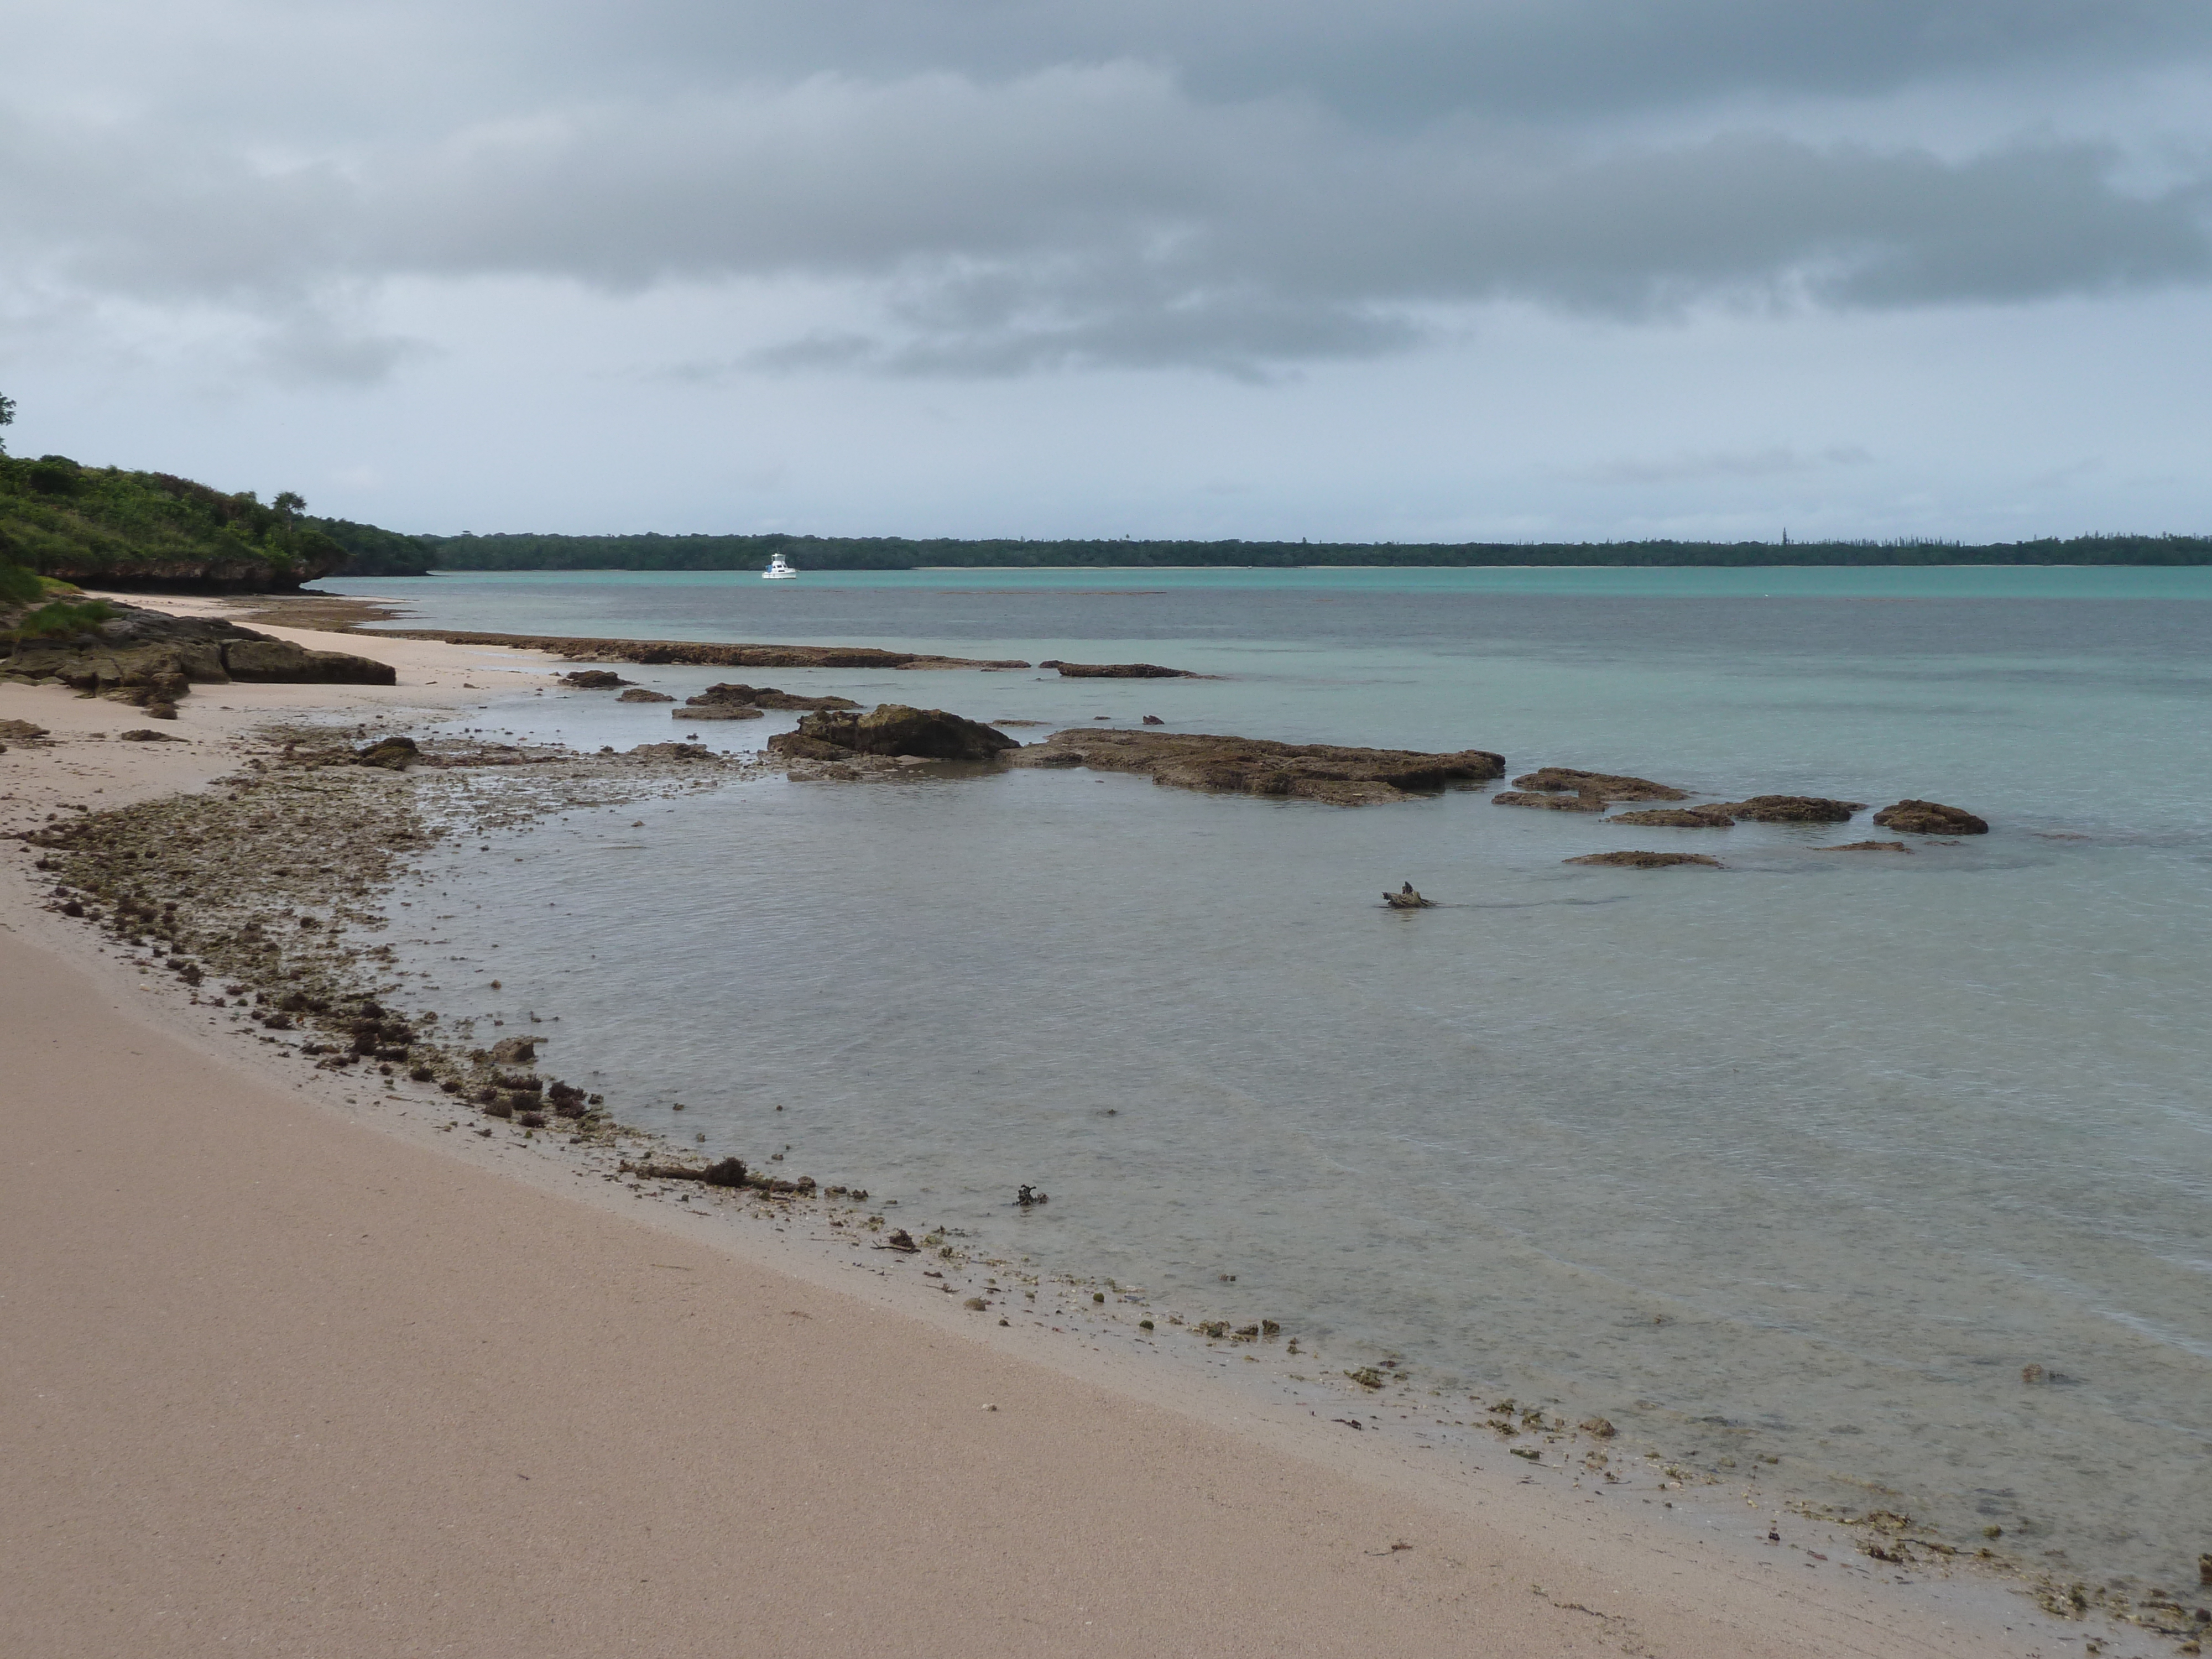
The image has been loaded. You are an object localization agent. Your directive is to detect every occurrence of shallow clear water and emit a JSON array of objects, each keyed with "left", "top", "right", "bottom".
[{"left": 344, "top": 567, "right": 2212, "bottom": 1585}]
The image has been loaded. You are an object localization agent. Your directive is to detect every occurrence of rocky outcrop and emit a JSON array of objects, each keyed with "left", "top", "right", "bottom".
[
  {"left": 2, "top": 602, "right": 394, "bottom": 704},
  {"left": 1039, "top": 660, "right": 1198, "bottom": 678},
  {"left": 672, "top": 705, "right": 764, "bottom": 721},
  {"left": 617, "top": 687, "right": 675, "bottom": 703},
  {"left": 378, "top": 630, "right": 1030, "bottom": 671},
  {"left": 688, "top": 682, "right": 860, "bottom": 711},
  {"left": 768, "top": 703, "right": 1020, "bottom": 764},
  {"left": 1608, "top": 806, "right": 1736, "bottom": 827},
  {"left": 1566, "top": 851, "right": 1723, "bottom": 868},
  {"left": 558, "top": 669, "right": 630, "bottom": 689},
  {"left": 1510, "top": 767, "right": 1688, "bottom": 802},
  {"left": 223, "top": 638, "right": 397, "bottom": 685},
  {"left": 1871, "top": 800, "right": 1989, "bottom": 835},
  {"left": 1708, "top": 795, "right": 1865, "bottom": 823},
  {"left": 1009, "top": 728, "right": 1505, "bottom": 806}
]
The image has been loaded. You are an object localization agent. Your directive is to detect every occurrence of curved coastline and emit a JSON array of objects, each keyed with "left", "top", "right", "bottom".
[{"left": 0, "top": 607, "right": 2177, "bottom": 1658}]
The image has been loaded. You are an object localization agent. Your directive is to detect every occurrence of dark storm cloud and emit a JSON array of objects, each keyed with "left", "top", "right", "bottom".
[{"left": 6, "top": 1, "right": 2210, "bottom": 377}]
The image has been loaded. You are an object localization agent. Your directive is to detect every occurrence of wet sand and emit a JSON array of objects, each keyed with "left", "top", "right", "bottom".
[{"left": 0, "top": 609, "right": 2079, "bottom": 1658}]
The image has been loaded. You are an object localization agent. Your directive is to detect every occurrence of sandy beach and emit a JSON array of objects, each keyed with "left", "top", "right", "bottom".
[{"left": 0, "top": 607, "right": 2096, "bottom": 1657}]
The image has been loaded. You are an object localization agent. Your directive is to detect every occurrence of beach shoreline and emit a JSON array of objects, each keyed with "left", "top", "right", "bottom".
[{"left": 0, "top": 604, "right": 2153, "bottom": 1657}]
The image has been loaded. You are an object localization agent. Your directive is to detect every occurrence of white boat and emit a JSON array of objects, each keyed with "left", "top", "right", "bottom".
[{"left": 761, "top": 550, "right": 798, "bottom": 580}]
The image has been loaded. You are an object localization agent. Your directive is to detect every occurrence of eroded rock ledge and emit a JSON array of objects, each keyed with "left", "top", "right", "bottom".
[
  {"left": 2, "top": 602, "right": 395, "bottom": 714},
  {"left": 1009, "top": 728, "right": 1506, "bottom": 806}
]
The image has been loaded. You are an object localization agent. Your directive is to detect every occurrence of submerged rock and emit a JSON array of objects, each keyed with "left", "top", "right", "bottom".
[
  {"left": 768, "top": 703, "right": 1019, "bottom": 764},
  {"left": 1816, "top": 840, "right": 1913, "bottom": 853},
  {"left": 672, "top": 705, "right": 765, "bottom": 721},
  {"left": 1511, "top": 766, "right": 1688, "bottom": 802},
  {"left": 1565, "top": 851, "right": 1723, "bottom": 868},
  {"left": 1493, "top": 790, "right": 1610, "bottom": 812},
  {"left": 616, "top": 687, "right": 676, "bottom": 703},
  {"left": 1009, "top": 727, "right": 1504, "bottom": 806},
  {"left": 1609, "top": 806, "right": 1736, "bottom": 827},
  {"left": 1871, "top": 799, "right": 1989, "bottom": 835},
  {"left": 688, "top": 682, "right": 860, "bottom": 711},
  {"left": 1040, "top": 660, "right": 1199, "bottom": 679},
  {"left": 1709, "top": 795, "right": 1866, "bottom": 823}
]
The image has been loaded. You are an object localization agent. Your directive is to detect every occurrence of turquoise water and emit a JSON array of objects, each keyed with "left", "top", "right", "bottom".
[{"left": 340, "top": 567, "right": 2212, "bottom": 1588}]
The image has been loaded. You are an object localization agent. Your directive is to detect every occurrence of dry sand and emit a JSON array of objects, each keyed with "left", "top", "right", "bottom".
[{"left": 0, "top": 610, "right": 2075, "bottom": 1657}]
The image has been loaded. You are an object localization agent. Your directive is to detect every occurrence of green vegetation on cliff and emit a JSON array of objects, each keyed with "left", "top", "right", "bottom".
[
  {"left": 0, "top": 454, "right": 347, "bottom": 589},
  {"left": 418, "top": 530, "right": 2212, "bottom": 571},
  {"left": 304, "top": 516, "right": 434, "bottom": 577}
]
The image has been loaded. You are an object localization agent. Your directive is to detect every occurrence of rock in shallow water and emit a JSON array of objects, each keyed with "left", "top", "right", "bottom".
[
  {"left": 1511, "top": 766, "right": 1688, "bottom": 801},
  {"left": 1041, "top": 660, "right": 1198, "bottom": 678},
  {"left": 1608, "top": 806, "right": 1736, "bottom": 827},
  {"left": 1010, "top": 727, "right": 1504, "bottom": 805},
  {"left": 1708, "top": 795, "right": 1866, "bottom": 823},
  {"left": 687, "top": 682, "right": 859, "bottom": 711},
  {"left": 616, "top": 687, "right": 675, "bottom": 703},
  {"left": 1493, "top": 790, "right": 1610, "bottom": 812},
  {"left": 1871, "top": 799, "right": 1989, "bottom": 834},
  {"left": 769, "top": 703, "right": 1019, "bottom": 764}
]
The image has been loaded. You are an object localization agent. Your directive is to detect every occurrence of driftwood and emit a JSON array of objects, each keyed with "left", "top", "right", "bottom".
[{"left": 1384, "top": 883, "right": 1436, "bottom": 909}]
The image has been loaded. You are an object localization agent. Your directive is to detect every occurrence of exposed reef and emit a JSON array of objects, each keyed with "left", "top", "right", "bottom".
[
  {"left": 373, "top": 629, "right": 1030, "bottom": 671},
  {"left": 1010, "top": 728, "right": 1505, "bottom": 806},
  {"left": 1565, "top": 851, "right": 1724, "bottom": 868}
]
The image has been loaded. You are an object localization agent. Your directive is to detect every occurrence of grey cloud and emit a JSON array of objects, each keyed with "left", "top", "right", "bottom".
[
  {"left": 581, "top": 0, "right": 2212, "bottom": 127},
  {"left": 1577, "top": 445, "right": 1874, "bottom": 485},
  {"left": 7, "top": 44, "right": 2212, "bottom": 379}
]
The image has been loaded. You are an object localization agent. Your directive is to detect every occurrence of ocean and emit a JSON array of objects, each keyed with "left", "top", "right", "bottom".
[{"left": 332, "top": 566, "right": 2212, "bottom": 1589}]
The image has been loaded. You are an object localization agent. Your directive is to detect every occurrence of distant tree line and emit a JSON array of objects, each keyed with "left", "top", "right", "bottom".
[{"left": 409, "top": 530, "right": 2212, "bottom": 571}]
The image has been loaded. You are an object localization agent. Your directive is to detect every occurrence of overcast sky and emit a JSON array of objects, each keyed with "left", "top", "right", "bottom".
[{"left": 6, "top": 0, "right": 2211, "bottom": 542}]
